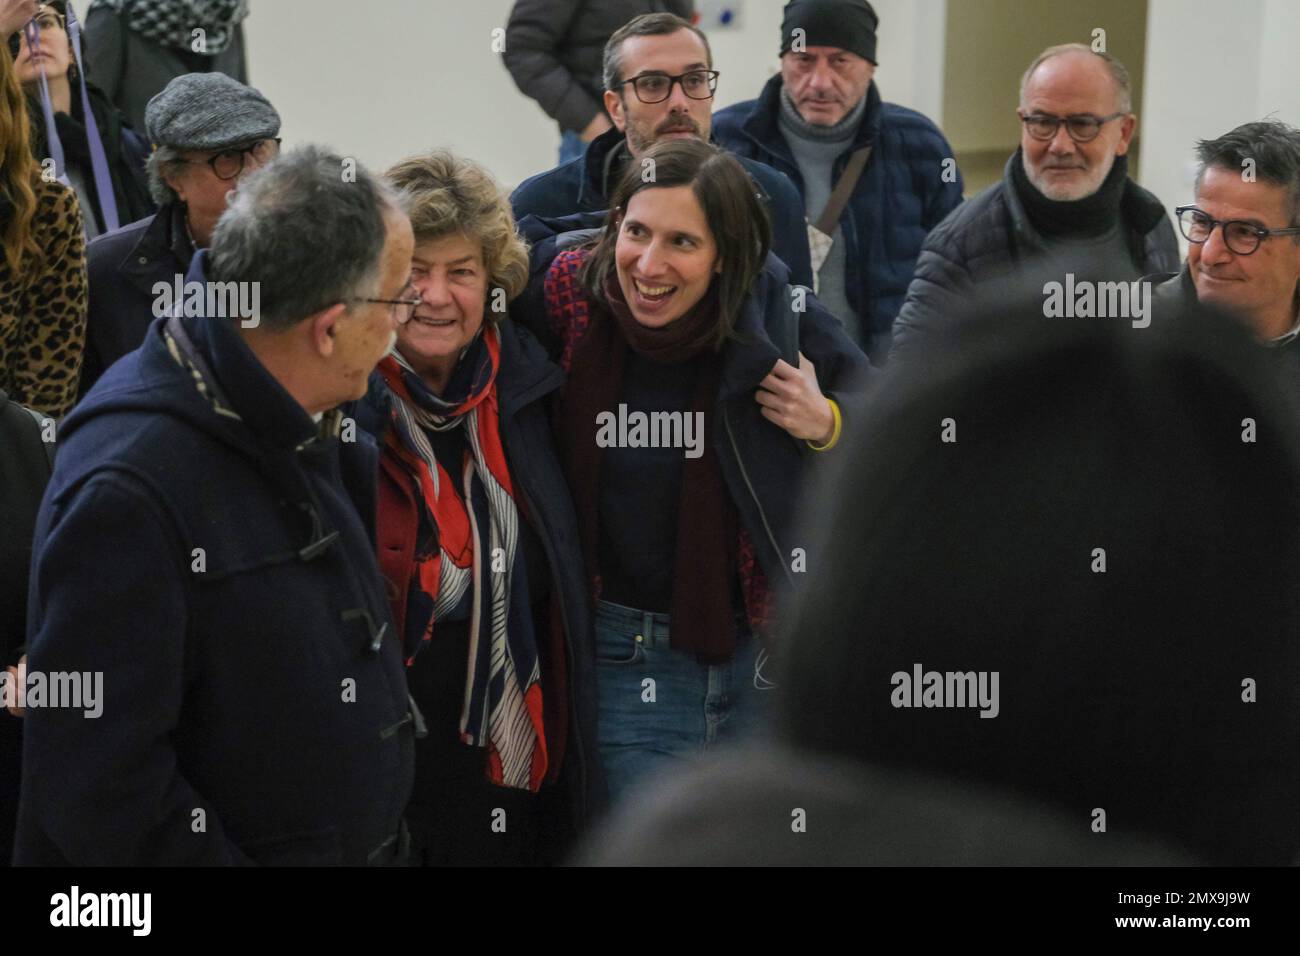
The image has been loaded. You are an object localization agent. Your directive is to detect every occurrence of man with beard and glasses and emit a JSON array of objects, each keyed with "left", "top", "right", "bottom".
[
  {"left": 511, "top": 11, "right": 814, "bottom": 289},
  {"left": 890, "top": 43, "right": 1179, "bottom": 365}
]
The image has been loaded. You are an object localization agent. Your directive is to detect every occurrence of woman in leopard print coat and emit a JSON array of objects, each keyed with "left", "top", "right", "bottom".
[{"left": 1, "top": 31, "right": 88, "bottom": 420}]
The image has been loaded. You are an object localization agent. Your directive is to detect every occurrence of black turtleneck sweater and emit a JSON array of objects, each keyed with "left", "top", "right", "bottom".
[{"left": 1010, "top": 148, "right": 1140, "bottom": 280}]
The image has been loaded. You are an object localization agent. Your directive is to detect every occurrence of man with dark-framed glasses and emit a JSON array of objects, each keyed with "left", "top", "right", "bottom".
[
  {"left": 1149, "top": 122, "right": 1300, "bottom": 378},
  {"left": 79, "top": 71, "right": 283, "bottom": 396},
  {"left": 511, "top": 11, "right": 814, "bottom": 289},
  {"left": 892, "top": 43, "right": 1179, "bottom": 365},
  {"left": 16, "top": 145, "right": 421, "bottom": 866}
]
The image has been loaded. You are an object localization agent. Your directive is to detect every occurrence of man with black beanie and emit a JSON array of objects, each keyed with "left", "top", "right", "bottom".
[
  {"left": 714, "top": 0, "right": 963, "bottom": 363},
  {"left": 890, "top": 43, "right": 1179, "bottom": 365}
]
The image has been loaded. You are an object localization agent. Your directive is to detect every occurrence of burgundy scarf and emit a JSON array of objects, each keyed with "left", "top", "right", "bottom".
[{"left": 558, "top": 272, "right": 740, "bottom": 661}]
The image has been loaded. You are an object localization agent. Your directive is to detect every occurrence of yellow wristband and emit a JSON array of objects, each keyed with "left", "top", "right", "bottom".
[{"left": 807, "top": 397, "right": 842, "bottom": 452}]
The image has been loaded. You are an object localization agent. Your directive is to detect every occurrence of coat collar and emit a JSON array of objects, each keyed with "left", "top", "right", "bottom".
[
  {"left": 1001, "top": 153, "right": 1169, "bottom": 253},
  {"left": 120, "top": 201, "right": 194, "bottom": 296},
  {"left": 174, "top": 250, "right": 323, "bottom": 451},
  {"left": 741, "top": 73, "right": 882, "bottom": 165},
  {"left": 577, "top": 127, "right": 628, "bottom": 210}
]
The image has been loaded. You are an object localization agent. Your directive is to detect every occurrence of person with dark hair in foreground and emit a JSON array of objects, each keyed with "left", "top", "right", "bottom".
[{"left": 581, "top": 277, "right": 1300, "bottom": 865}]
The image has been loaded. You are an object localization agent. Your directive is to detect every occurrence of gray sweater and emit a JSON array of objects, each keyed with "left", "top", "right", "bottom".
[{"left": 777, "top": 87, "right": 867, "bottom": 346}]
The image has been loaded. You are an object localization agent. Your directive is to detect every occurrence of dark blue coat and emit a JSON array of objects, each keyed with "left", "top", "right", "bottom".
[
  {"left": 349, "top": 318, "right": 604, "bottom": 839},
  {"left": 512, "top": 220, "right": 874, "bottom": 596},
  {"left": 510, "top": 126, "right": 816, "bottom": 290},
  {"left": 80, "top": 202, "right": 194, "bottom": 397},
  {"left": 16, "top": 252, "right": 415, "bottom": 866},
  {"left": 713, "top": 77, "right": 965, "bottom": 362}
]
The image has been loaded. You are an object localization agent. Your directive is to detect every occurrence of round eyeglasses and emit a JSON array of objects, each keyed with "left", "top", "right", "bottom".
[
  {"left": 176, "top": 138, "right": 282, "bottom": 182},
  {"left": 1019, "top": 111, "right": 1126, "bottom": 144},
  {"left": 1176, "top": 206, "right": 1300, "bottom": 256}
]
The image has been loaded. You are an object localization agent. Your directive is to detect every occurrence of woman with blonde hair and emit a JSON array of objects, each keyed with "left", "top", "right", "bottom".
[
  {"left": 1, "top": 17, "right": 87, "bottom": 419},
  {"left": 351, "top": 150, "right": 597, "bottom": 865}
]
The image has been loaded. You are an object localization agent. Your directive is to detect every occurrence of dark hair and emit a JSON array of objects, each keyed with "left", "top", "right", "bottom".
[
  {"left": 209, "top": 145, "right": 402, "bottom": 331},
  {"left": 1195, "top": 119, "right": 1300, "bottom": 232},
  {"left": 580, "top": 138, "right": 771, "bottom": 349},
  {"left": 782, "top": 282, "right": 1300, "bottom": 865},
  {"left": 603, "top": 12, "right": 712, "bottom": 93}
]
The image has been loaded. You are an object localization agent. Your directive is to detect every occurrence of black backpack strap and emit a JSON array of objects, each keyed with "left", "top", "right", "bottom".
[{"left": 22, "top": 405, "right": 56, "bottom": 471}]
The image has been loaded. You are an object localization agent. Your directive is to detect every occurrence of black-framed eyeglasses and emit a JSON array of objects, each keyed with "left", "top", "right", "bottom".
[
  {"left": 354, "top": 285, "right": 422, "bottom": 324},
  {"left": 1175, "top": 205, "right": 1300, "bottom": 256},
  {"left": 1019, "top": 111, "right": 1126, "bottom": 143},
  {"left": 619, "top": 69, "right": 719, "bottom": 104},
  {"left": 175, "top": 138, "right": 282, "bottom": 181},
  {"left": 8, "top": 9, "right": 66, "bottom": 57}
]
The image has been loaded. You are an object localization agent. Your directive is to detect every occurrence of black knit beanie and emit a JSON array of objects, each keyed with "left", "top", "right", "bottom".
[{"left": 780, "top": 0, "right": 879, "bottom": 64}]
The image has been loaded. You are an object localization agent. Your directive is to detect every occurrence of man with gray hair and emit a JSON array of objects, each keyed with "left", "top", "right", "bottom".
[
  {"left": 16, "top": 145, "right": 421, "bottom": 865},
  {"left": 891, "top": 43, "right": 1179, "bottom": 364},
  {"left": 79, "top": 71, "right": 282, "bottom": 396}
]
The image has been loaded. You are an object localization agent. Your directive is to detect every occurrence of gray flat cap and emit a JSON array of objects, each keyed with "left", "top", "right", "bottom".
[{"left": 145, "top": 73, "right": 281, "bottom": 151}]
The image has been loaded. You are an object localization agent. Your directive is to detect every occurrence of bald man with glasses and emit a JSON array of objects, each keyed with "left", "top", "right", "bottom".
[{"left": 891, "top": 43, "right": 1179, "bottom": 365}]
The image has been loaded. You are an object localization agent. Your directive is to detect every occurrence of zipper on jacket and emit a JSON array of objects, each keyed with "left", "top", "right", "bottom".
[{"left": 723, "top": 401, "right": 796, "bottom": 591}]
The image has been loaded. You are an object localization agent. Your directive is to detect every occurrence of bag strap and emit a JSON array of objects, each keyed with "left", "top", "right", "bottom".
[
  {"left": 67, "top": 3, "right": 121, "bottom": 232},
  {"left": 813, "top": 145, "right": 872, "bottom": 236},
  {"left": 22, "top": 406, "right": 55, "bottom": 470},
  {"left": 27, "top": 8, "right": 121, "bottom": 233}
]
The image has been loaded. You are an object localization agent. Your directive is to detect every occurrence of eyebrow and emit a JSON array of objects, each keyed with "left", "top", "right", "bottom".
[
  {"left": 635, "top": 62, "right": 710, "bottom": 74},
  {"left": 624, "top": 218, "right": 706, "bottom": 244},
  {"left": 1193, "top": 208, "right": 1272, "bottom": 229},
  {"left": 411, "top": 255, "right": 477, "bottom": 267}
]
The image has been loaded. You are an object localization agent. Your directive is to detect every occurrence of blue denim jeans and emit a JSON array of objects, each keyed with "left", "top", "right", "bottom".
[
  {"left": 558, "top": 129, "right": 585, "bottom": 165},
  {"left": 594, "top": 599, "right": 775, "bottom": 807}
]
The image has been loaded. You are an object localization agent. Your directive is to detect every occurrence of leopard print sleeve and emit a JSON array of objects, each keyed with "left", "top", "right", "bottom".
[{"left": 10, "top": 182, "right": 89, "bottom": 420}]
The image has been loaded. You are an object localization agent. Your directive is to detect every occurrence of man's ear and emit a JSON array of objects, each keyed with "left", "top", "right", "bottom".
[
  {"left": 163, "top": 165, "right": 188, "bottom": 203},
  {"left": 306, "top": 302, "right": 350, "bottom": 358},
  {"left": 604, "top": 90, "right": 627, "bottom": 134},
  {"left": 1115, "top": 114, "right": 1138, "bottom": 156}
]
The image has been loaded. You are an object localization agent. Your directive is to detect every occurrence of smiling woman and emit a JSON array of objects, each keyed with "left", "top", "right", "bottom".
[
  {"left": 349, "top": 149, "right": 599, "bottom": 866},
  {"left": 530, "top": 137, "right": 872, "bottom": 808}
]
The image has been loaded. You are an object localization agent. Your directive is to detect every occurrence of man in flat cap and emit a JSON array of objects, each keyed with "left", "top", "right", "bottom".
[
  {"left": 78, "top": 71, "right": 282, "bottom": 395},
  {"left": 713, "top": 0, "right": 962, "bottom": 363}
]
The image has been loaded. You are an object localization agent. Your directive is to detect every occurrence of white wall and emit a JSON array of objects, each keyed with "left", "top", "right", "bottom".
[
  {"left": 242, "top": 0, "right": 945, "bottom": 190},
  {"left": 1141, "top": 0, "right": 1300, "bottom": 252}
]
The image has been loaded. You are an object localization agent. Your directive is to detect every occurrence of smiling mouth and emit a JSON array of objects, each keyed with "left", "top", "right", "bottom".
[
  {"left": 411, "top": 315, "right": 457, "bottom": 328},
  {"left": 634, "top": 279, "right": 677, "bottom": 302}
]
